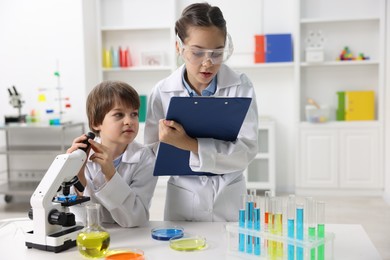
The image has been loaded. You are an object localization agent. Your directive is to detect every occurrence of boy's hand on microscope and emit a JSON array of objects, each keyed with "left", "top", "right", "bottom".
[
  {"left": 88, "top": 140, "right": 116, "bottom": 181},
  {"left": 67, "top": 134, "right": 91, "bottom": 154},
  {"left": 159, "top": 119, "right": 198, "bottom": 154}
]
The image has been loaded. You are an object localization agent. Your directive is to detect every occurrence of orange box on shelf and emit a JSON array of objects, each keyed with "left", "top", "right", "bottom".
[{"left": 254, "top": 35, "right": 265, "bottom": 63}]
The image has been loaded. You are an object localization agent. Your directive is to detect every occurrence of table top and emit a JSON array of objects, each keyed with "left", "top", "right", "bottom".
[
  {"left": 0, "top": 219, "right": 381, "bottom": 260},
  {"left": 0, "top": 121, "right": 84, "bottom": 129}
]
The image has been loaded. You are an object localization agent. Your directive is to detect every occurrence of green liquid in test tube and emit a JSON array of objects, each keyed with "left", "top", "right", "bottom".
[
  {"left": 317, "top": 201, "right": 325, "bottom": 260},
  {"left": 306, "top": 197, "right": 316, "bottom": 260}
]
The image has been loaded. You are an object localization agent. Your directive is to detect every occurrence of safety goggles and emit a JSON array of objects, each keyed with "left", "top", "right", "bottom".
[{"left": 176, "top": 34, "right": 234, "bottom": 65}]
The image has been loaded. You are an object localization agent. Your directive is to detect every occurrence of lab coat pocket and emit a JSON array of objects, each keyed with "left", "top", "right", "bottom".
[
  {"left": 216, "top": 177, "right": 246, "bottom": 222},
  {"left": 164, "top": 182, "right": 195, "bottom": 221}
]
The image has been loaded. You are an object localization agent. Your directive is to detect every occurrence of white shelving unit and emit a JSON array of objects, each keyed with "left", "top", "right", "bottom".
[
  {"left": 0, "top": 122, "right": 85, "bottom": 201},
  {"left": 96, "top": 0, "right": 177, "bottom": 96},
  {"left": 245, "top": 120, "right": 276, "bottom": 196},
  {"left": 294, "top": 0, "right": 386, "bottom": 195},
  {"left": 92, "top": 0, "right": 293, "bottom": 192}
]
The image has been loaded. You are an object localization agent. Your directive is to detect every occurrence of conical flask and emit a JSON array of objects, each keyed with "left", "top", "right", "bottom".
[{"left": 76, "top": 203, "right": 110, "bottom": 258}]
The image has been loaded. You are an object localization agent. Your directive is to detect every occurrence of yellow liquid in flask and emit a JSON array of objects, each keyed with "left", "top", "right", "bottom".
[{"left": 77, "top": 231, "right": 110, "bottom": 258}]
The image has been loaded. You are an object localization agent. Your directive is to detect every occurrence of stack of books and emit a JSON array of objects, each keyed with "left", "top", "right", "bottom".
[{"left": 254, "top": 34, "right": 293, "bottom": 63}]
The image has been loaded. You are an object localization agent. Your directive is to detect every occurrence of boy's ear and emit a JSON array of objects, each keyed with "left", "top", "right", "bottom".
[{"left": 92, "top": 124, "right": 101, "bottom": 132}]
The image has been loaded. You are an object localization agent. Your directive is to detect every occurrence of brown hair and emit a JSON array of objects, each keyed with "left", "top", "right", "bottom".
[
  {"left": 86, "top": 80, "right": 140, "bottom": 135},
  {"left": 175, "top": 2, "right": 227, "bottom": 42}
]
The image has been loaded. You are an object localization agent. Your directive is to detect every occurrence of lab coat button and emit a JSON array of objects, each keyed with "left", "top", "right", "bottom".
[{"left": 201, "top": 176, "right": 207, "bottom": 182}]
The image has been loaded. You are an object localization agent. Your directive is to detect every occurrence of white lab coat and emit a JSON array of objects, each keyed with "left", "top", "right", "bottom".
[
  {"left": 144, "top": 64, "right": 259, "bottom": 222},
  {"left": 80, "top": 140, "right": 157, "bottom": 227}
]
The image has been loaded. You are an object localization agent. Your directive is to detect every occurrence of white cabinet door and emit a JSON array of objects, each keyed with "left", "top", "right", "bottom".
[
  {"left": 299, "top": 129, "right": 338, "bottom": 188},
  {"left": 339, "top": 128, "right": 381, "bottom": 188}
]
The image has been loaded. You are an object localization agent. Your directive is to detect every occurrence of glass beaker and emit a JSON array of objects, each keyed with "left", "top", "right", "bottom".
[{"left": 76, "top": 203, "right": 110, "bottom": 258}]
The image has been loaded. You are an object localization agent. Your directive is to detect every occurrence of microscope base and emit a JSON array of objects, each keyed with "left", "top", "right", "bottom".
[{"left": 26, "top": 225, "right": 83, "bottom": 253}]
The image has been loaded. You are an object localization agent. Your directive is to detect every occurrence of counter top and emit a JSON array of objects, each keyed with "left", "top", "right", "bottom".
[{"left": 0, "top": 219, "right": 381, "bottom": 259}]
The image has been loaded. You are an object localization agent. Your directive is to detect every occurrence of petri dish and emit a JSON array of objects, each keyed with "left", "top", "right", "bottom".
[
  {"left": 169, "top": 235, "right": 207, "bottom": 251},
  {"left": 105, "top": 248, "right": 144, "bottom": 260},
  {"left": 151, "top": 226, "right": 184, "bottom": 241},
  {"left": 56, "top": 194, "right": 77, "bottom": 202}
]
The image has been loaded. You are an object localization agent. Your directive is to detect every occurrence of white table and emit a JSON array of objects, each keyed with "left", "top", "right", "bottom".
[{"left": 0, "top": 219, "right": 381, "bottom": 259}]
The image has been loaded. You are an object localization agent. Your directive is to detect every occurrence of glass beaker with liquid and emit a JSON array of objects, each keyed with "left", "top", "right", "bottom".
[{"left": 77, "top": 203, "right": 110, "bottom": 258}]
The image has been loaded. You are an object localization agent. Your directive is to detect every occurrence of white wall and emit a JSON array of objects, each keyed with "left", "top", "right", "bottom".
[
  {"left": 0, "top": 0, "right": 88, "bottom": 125},
  {"left": 384, "top": 1, "right": 390, "bottom": 204}
]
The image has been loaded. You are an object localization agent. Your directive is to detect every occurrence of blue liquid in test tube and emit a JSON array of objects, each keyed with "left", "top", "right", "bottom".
[
  {"left": 246, "top": 194, "right": 254, "bottom": 254},
  {"left": 254, "top": 195, "right": 261, "bottom": 256},
  {"left": 296, "top": 204, "right": 304, "bottom": 260},
  {"left": 287, "top": 195, "right": 295, "bottom": 260},
  {"left": 239, "top": 194, "right": 246, "bottom": 252}
]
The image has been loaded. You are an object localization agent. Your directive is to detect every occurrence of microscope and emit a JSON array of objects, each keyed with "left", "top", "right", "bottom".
[
  {"left": 25, "top": 132, "right": 95, "bottom": 253},
  {"left": 5, "top": 85, "right": 26, "bottom": 124}
]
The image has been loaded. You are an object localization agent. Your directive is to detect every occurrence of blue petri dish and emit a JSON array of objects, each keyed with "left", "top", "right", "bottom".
[
  {"left": 151, "top": 226, "right": 184, "bottom": 241},
  {"left": 56, "top": 194, "right": 77, "bottom": 202}
]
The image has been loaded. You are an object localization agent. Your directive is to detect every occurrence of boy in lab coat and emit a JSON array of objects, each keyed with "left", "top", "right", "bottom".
[{"left": 68, "top": 80, "right": 157, "bottom": 227}]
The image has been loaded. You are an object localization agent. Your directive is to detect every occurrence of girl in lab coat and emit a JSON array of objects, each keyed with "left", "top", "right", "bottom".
[
  {"left": 144, "top": 3, "right": 258, "bottom": 221},
  {"left": 68, "top": 81, "right": 157, "bottom": 227}
]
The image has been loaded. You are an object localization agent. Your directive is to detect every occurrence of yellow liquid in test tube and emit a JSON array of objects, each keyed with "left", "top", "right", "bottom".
[{"left": 274, "top": 213, "right": 283, "bottom": 258}]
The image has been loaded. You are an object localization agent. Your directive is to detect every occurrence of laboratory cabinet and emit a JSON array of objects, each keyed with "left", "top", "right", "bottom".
[
  {"left": 0, "top": 122, "right": 85, "bottom": 201},
  {"left": 297, "top": 123, "right": 382, "bottom": 195},
  {"left": 244, "top": 120, "right": 276, "bottom": 196},
  {"left": 294, "top": 0, "right": 385, "bottom": 194}
]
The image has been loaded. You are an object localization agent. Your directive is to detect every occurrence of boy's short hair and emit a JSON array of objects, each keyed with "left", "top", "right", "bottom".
[{"left": 86, "top": 80, "right": 140, "bottom": 135}]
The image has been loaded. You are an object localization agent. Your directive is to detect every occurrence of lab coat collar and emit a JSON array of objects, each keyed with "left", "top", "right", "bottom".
[{"left": 160, "top": 64, "right": 241, "bottom": 94}]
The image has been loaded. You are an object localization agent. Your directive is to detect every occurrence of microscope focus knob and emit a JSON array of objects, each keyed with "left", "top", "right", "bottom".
[
  {"left": 48, "top": 209, "right": 76, "bottom": 227},
  {"left": 28, "top": 208, "right": 33, "bottom": 220}
]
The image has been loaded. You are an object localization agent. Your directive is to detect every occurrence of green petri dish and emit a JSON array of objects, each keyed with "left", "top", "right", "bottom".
[{"left": 169, "top": 235, "right": 206, "bottom": 251}]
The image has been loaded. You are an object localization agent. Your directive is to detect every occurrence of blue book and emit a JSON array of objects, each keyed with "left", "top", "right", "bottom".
[
  {"left": 265, "top": 34, "right": 293, "bottom": 62},
  {"left": 153, "top": 96, "right": 252, "bottom": 176}
]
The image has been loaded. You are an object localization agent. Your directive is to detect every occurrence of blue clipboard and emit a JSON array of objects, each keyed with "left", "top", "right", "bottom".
[{"left": 153, "top": 96, "right": 252, "bottom": 176}]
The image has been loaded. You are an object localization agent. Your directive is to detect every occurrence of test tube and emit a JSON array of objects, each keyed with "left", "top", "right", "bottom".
[
  {"left": 306, "top": 197, "right": 316, "bottom": 260},
  {"left": 274, "top": 197, "right": 283, "bottom": 259},
  {"left": 239, "top": 194, "right": 246, "bottom": 252},
  {"left": 246, "top": 194, "right": 254, "bottom": 254},
  {"left": 254, "top": 195, "right": 261, "bottom": 256},
  {"left": 264, "top": 190, "right": 271, "bottom": 254},
  {"left": 287, "top": 195, "right": 295, "bottom": 260},
  {"left": 296, "top": 203, "right": 304, "bottom": 260},
  {"left": 264, "top": 190, "right": 271, "bottom": 231},
  {"left": 317, "top": 201, "right": 325, "bottom": 260},
  {"left": 268, "top": 197, "right": 276, "bottom": 258}
]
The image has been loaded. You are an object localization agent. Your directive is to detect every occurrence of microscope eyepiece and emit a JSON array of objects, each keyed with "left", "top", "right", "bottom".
[{"left": 80, "top": 132, "right": 95, "bottom": 153}]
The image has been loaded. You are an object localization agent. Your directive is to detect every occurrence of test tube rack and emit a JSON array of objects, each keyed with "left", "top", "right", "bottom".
[{"left": 225, "top": 223, "right": 335, "bottom": 260}]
